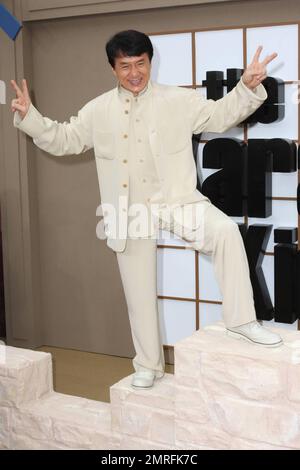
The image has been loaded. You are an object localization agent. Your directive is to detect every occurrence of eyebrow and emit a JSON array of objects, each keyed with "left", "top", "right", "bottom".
[{"left": 119, "top": 59, "right": 145, "bottom": 66}]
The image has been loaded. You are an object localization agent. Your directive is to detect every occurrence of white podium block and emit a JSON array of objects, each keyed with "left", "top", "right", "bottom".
[
  {"left": 175, "top": 323, "right": 300, "bottom": 450},
  {"left": 0, "top": 407, "right": 11, "bottom": 449},
  {"left": 1, "top": 323, "right": 300, "bottom": 449},
  {"left": 0, "top": 346, "right": 53, "bottom": 407},
  {"left": 10, "top": 393, "right": 118, "bottom": 450},
  {"left": 110, "top": 374, "right": 175, "bottom": 447}
]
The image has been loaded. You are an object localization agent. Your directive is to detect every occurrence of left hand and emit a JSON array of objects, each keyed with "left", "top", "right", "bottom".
[{"left": 242, "top": 46, "right": 278, "bottom": 90}]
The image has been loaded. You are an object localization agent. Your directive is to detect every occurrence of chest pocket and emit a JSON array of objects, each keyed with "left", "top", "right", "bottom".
[
  {"left": 94, "top": 131, "right": 115, "bottom": 160},
  {"left": 161, "top": 124, "right": 190, "bottom": 155}
]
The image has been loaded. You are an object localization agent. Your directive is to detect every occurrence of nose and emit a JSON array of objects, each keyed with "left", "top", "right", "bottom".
[{"left": 130, "top": 65, "right": 139, "bottom": 78}]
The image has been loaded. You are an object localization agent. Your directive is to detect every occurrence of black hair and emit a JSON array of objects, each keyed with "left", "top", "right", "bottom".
[{"left": 105, "top": 30, "right": 153, "bottom": 68}]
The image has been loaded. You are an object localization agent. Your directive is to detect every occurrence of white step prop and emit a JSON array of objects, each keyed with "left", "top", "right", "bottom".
[{"left": 1, "top": 323, "right": 300, "bottom": 449}]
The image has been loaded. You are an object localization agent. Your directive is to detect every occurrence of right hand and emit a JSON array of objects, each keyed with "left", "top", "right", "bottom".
[{"left": 11, "top": 79, "right": 32, "bottom": 120}]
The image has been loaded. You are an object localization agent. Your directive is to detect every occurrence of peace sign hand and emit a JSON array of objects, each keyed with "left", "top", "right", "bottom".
[
  {"left": 242, "top": 46, "right": 278, "bottom": 90},
  {"left": 10, "top": 79, "right": 32, "bottom": 120}
]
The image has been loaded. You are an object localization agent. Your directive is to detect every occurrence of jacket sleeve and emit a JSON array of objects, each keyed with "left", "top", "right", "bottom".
[
  {"left": 187, "top": 78, "right": 267, "bottom": 134},
  {"left": 13, "top": 99, "right": 95, "bottom": 156}
]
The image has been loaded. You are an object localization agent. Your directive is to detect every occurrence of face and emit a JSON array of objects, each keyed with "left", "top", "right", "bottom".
[{"left": 112, "top": 52, "right": 151, "bottom": 96}]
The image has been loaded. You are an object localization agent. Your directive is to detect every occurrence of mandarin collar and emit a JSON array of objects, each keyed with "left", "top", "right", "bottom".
[{"left": 118, "top": 80, "right": 152, "bottom": 100}]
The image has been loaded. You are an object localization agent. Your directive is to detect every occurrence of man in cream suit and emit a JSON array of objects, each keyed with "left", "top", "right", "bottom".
[{"left": 11, "top": 30, "right": 282, "bottom": 389}]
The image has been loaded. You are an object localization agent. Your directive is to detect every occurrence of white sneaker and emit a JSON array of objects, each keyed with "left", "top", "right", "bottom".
[
  {"left": 227, "top": 321, "right": 283, "bottom": 347},
  {"left": 131, "top": 367, "right": 164, "bottom": 389}
]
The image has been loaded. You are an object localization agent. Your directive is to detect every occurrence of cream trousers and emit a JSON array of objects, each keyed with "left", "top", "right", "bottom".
[{"left": 116, "top": 200, "right": 256, "bottom": 376}]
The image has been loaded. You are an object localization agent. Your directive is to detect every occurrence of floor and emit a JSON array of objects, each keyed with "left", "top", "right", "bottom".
[{"left": 36, "top": 346, "right": 174, "bottom": 403}]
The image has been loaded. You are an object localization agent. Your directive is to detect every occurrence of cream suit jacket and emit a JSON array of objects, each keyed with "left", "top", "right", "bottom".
[{"left": 13, "top": 79, "right": 267, "bottom": 252}]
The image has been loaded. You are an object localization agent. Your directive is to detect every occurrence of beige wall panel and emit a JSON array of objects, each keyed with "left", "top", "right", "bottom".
[{"left": 1, "top": 0, "right": 300, "bottom": 358}]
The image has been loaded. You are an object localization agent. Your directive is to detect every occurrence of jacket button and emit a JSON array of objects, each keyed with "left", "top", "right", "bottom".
[
  {"left": 123, "top": 159, "right": 128, "bottom": 163},
  {"left": 125, "top": 110, "right": 129, "bottom": 114},
  {"left": 123, "top": 134, "right": 128, "bottom": 139},
  {"left": 123, "top": 183, "right": 128, "bottom": 188}
]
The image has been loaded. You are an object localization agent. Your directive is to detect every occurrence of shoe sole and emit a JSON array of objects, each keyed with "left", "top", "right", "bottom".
[
  {"left": 131, "top": 373, "right": 165, "bottom": 390},
  {"left": 227, "top": 330, "right": 283, "bottom": 348},
  {"left": 131, "top": 383, "right": 154, "bottom": 390}
]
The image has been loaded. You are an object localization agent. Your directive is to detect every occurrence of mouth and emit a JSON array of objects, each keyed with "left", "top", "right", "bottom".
[{"left": 128, "top": 78, "right": 143, "bottom": 87}]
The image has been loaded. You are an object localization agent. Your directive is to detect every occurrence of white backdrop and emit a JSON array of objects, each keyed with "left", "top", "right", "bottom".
[{"left": 149, "top": 23, "right": 299, "bottom": 346}]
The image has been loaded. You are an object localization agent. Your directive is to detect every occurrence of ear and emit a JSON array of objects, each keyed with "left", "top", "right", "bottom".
[{"left": 111, "top": 66, "right": 117, "bottom": 77}]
